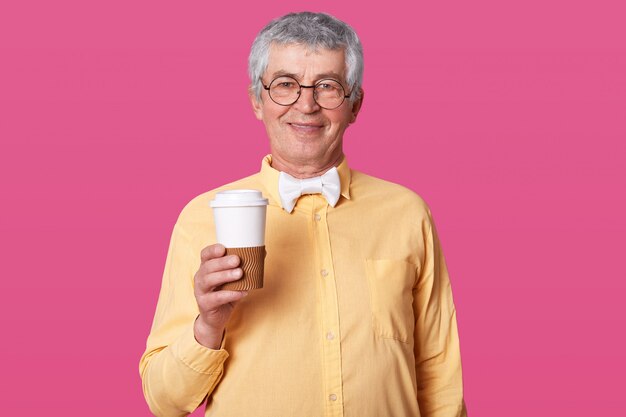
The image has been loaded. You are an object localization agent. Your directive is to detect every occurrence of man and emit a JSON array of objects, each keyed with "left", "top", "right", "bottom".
[{"left": 140, "top": 11, "right": 467, "bottom": 417}]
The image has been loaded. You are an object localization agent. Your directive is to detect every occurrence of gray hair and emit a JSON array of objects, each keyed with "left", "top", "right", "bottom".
[{"left": 248, "top": 12, "right": 364, "bottom": 103}]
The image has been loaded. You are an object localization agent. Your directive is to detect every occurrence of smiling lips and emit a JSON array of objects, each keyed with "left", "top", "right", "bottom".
[{"left": 288, "top": 122, "right": 324, "bottom": 133}]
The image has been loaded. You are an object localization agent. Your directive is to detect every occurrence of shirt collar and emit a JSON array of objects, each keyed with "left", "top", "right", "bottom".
[{"left": 259, "top": 154, "right": 352, "bottom": 207}]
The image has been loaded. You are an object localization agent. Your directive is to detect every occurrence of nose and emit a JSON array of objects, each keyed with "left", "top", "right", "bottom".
[{"left": 292, "top": 86, "right": 320, "bottom": 113}]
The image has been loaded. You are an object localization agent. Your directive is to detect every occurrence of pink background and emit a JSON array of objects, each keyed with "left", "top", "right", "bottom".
[{"left": 1, "top": 1, "right": 625, "bottom": 415}]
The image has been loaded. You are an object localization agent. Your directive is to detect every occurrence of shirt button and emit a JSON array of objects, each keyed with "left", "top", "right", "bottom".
[
  {"left": 321, "top": 269, "right": 328, "bottom": 277},
  {"left": 329, "top": 394, "right": 337, "bottom": 401},
  {"left": 326, "top": 331, "right": 335, "bottom": 340},
  {"left": 314, "top": 214, "right": 321, "bottom": 221}
]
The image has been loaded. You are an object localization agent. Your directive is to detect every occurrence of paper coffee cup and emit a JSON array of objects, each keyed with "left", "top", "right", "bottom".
[{"left": 210, "top": 190, "right": 268, "bottom": 290}]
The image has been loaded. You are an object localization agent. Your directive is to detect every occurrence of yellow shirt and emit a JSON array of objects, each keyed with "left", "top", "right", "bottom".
[{"left": 140, "top": 155, "right": 467, "bottom": 417}]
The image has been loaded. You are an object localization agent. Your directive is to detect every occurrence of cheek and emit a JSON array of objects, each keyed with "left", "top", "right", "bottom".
[
  {"left": 263, "top": 102, "right": 289, "bottom": 118},
  {"left": 328, "top": 114, "right": 352, "bottom": 133}
]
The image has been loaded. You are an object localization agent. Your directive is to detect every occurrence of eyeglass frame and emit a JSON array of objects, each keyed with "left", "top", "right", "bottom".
[{"left": 260, "top": 76, "right": 353, "bottom": 110}]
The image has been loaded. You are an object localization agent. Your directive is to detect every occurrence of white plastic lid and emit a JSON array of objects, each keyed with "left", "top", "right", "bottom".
[{"left": 210, "top": 189, "right": 269, "bottom": 208}]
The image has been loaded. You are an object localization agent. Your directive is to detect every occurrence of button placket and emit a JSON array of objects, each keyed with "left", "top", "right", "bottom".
[{"left": 311, "top": 198, "right": 343, "bottom": 415}]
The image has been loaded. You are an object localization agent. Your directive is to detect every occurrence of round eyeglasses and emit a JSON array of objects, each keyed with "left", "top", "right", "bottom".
[{"left": 262, "top": 76, "right": 351, "bottom": 110}]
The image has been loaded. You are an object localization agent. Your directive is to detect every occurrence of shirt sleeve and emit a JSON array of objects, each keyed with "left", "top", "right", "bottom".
[
  {"left": 413, "top": 211, "right": 468, "bottom": 417},
  {"left": 139, "top": 221, "right": 229, "bottom": 417}
]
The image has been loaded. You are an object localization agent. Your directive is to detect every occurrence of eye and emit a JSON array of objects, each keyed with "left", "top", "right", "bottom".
[
  {"left": 315, "top": 80, "right": 343, "bottom": 93},
  {"left": 271, "top": 77, "right": 298, "bottom": 89}
]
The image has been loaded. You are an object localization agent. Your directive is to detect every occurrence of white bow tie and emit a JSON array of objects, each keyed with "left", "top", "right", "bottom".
[{"left": 278, "top": 167, "right": 341, "bottom": 213}]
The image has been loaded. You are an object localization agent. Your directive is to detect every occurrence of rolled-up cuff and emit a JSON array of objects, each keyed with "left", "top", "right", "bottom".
[{"left": 171, "top": 324, "right": 229, "bottom": 375}]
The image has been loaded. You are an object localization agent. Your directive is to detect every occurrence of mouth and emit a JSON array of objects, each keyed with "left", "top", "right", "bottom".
[{"left": 288, "top": 122, "right": 324, "bottom": 134}]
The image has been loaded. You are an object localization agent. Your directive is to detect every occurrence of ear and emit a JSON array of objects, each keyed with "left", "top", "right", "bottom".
[
  {"left": 249, "top": 86, "right": 264, "bottom": 121},
  {"left": 349, "top": 88, "right": 364, "bottom": 124}
]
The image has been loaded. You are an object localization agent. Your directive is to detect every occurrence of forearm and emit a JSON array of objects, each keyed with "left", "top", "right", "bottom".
[
  {"left": 415, "top": 311, "right": 467, "bottom": 417},
  {"left": 140, "top": 325, "right": 229, "bottom": 417}
]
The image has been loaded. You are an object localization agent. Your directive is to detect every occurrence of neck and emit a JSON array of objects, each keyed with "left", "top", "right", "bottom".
[{"left": 271, "top": 153, "right": 344, "bottom": 179}]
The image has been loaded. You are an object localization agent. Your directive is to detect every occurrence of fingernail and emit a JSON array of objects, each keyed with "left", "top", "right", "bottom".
[
  {"left": 233, "top": 268, "right": 243, "bottom": 278},
  {"left": 241, "top": 291, "right": 249, "bottom": 297}
]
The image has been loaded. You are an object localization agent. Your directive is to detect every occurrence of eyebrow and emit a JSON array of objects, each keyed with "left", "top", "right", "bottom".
[{"left": 270, "top": 70, "right": 346, "bottom": 83}]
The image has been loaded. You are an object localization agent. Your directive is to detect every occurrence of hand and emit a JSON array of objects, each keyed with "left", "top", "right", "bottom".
[{"left": 193, "top": 243, "right": 248, "bottom": 349}]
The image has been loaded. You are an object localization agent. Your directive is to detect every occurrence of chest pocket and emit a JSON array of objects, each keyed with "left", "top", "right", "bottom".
[{"left": 365, "top": 259, "right": 417, "bottom": 344}]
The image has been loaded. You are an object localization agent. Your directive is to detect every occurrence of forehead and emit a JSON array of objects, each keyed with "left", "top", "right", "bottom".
[{"left": 265, "top": 43, "right": 346, "bottom": 81}]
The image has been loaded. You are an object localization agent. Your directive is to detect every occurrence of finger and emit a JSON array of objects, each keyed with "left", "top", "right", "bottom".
[
  {"left": 195, "top": 267, "right": 243, "bottom": 294},
  {"left": 199, "top": 289, "right": 249, "bottom": 310},
  {"left": 200, "top": 244, "right": 226, "bottom": 262},
  {"left": 201, "top": 254, "right": 240, "bottom": 275}
]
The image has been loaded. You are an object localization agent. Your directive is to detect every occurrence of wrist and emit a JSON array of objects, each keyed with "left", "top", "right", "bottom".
[{"left": 193, "top": 316, "right": 225, "bottom": 350}]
